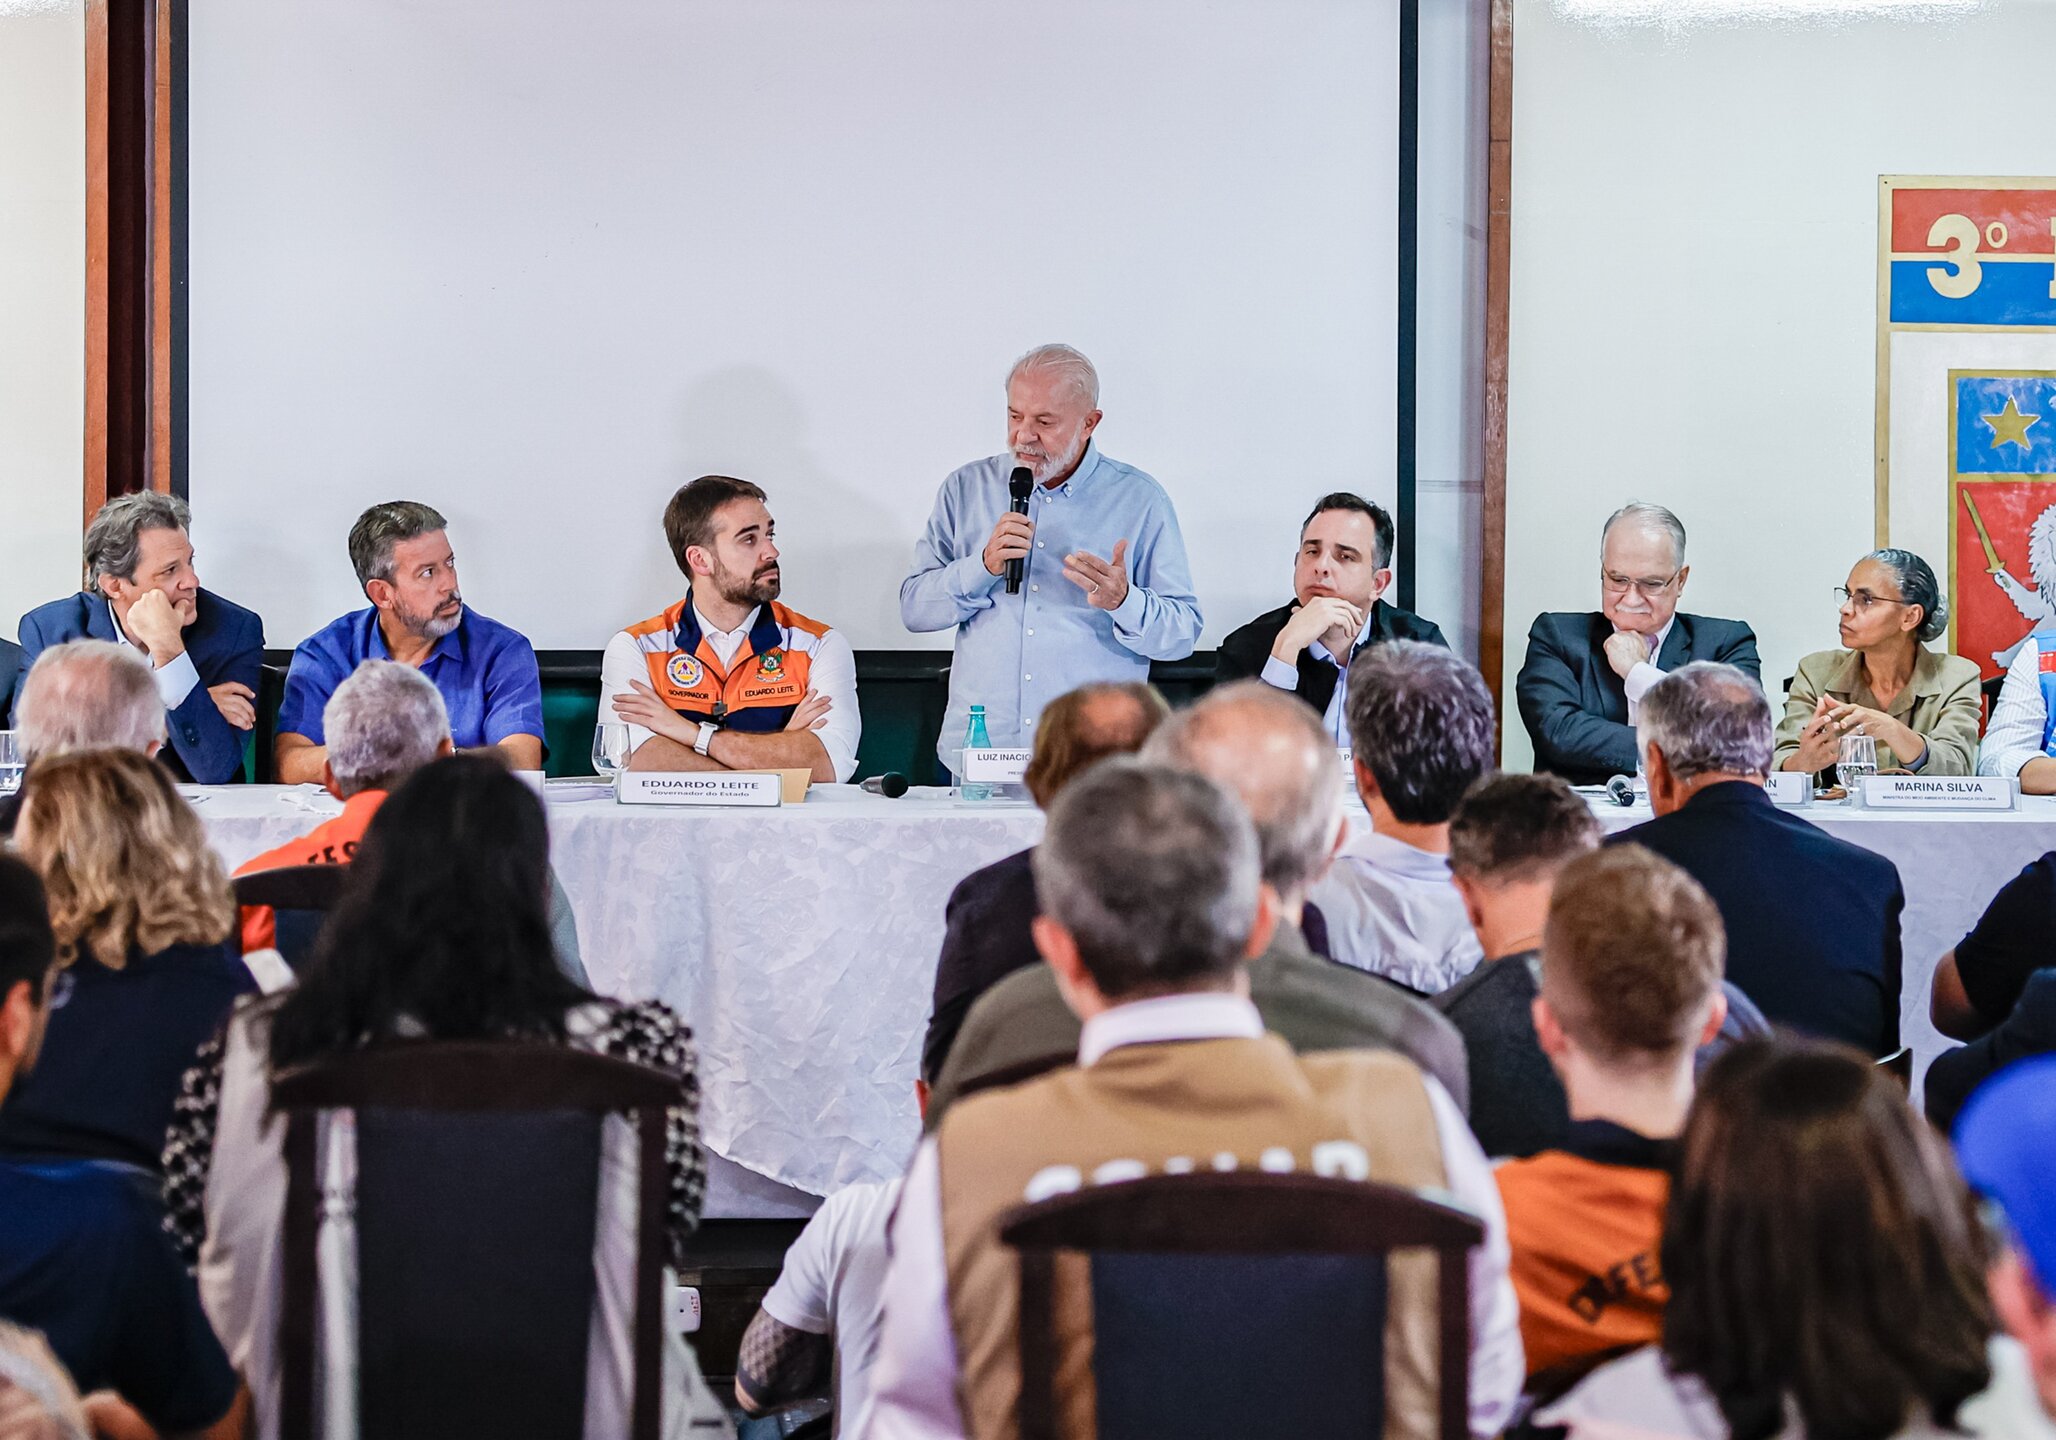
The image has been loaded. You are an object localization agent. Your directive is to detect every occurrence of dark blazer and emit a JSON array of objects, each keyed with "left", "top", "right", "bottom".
[
  {"left": 1925, "top": 969, "right": 2056, "bottom": 1133},
  {"left": 1611, "top": 782, "right": 1904, "bottom": 1056},
  {"left": 923, "top": 848, "right": 1040, "bottom": 1085},
  {"left": 1216, "top": 598, "right": 1449, "bottom": 713},
  {"left": 1517, "top": 610, "right": 1760, "bottom": 786},
  {"left": 14, "top": 589, "right": 264, "bottom": 785},
  {"left": 925, "top": 919, "right": 1470, "bottom": 1130},
  {"left": 0, "top": 638, "right": 19, "bottom": 723}
]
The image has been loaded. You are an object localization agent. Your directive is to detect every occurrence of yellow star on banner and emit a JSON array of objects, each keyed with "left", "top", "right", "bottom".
[{"left": 1985, "top": 397, "right": 2042, "bottom": 451}]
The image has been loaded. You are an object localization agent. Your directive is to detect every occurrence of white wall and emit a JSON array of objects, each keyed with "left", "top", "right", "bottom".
[
  {"left": 0, "top": 0, "right": 85, "bottom": 636},
  {"left": 187, "top": 0, "right": 1404, "bottom": 653},
  {"left": 1504, "top": 0, "right": 2056, "bottom": 769}
]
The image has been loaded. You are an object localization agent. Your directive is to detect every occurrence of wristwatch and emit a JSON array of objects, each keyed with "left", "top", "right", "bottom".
[{"left": 694, "top": 720, "right": 720, "bottom": 756}]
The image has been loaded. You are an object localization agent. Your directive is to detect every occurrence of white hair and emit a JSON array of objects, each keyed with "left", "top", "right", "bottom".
[
  {"left": 323, "top": 661, "right": 451, "bottom": 795},
  {"left": 15, "top": 640, "right": 166, "bottom": 760},
  {"left": 1637, "top": 662, "right": 1773, "bottom": 781},
  {"left": 1602, "top": 501, "right": 1687, "bottom": 570},
  {"left": 1007, "top": 344, "right": 1100, "bottom": 410}
]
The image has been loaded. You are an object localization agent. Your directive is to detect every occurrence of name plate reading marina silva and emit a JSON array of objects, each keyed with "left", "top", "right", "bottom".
[
  {"left": 616, "top": 772, "right": 782, "bottom": 807},
  {"left": 1858, "top": 775, "right": 2015, "bottom": 812},
  {"left": 961, "top": 748, "right": 1033, "bottom": 784},
  {"left": 1763, "top": 772, "right": 1812, "bottom": 806}
]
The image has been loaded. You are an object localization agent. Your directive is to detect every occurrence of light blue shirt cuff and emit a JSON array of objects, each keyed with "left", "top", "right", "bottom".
[
  {"left": 1108, "top": 581, "right": 1148, "bottom": 632},
  {"left": 1258, "top": 655, "right": 1299, "bottom": 690},
  {"left": 152, "top": 650, "right": 200, "bottom": 709},
  {"left": 947, "top": 553, "right": 1003, "bottom": 603}
]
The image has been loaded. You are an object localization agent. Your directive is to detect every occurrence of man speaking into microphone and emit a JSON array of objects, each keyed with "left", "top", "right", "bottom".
[{"left": 901, "top": 344, "right": 1202, "bottom": 776}]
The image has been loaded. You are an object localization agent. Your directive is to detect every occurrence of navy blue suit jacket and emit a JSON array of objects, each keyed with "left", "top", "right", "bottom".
[
  {"left": 13, "top": 590, "right": 264, "bottom": 784},
  {"left": 1611, "top": 782, "right": 1903, "bottom": 1056},
  {"left": 1517, "top": 610, "right": 1761, "bottom": 785},
  {"left": 0, "top": 638, "right": 18, "bottom": 724}
]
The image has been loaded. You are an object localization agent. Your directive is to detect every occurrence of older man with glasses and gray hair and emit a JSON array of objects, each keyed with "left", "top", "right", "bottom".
[
  {"left": 926, "top": 679, "right": 1470, "bottom": 1126},
  {"left": 1, "top": 640, "right": 168, "bottom": 838},
  {"left": 13, "top": 493, "right": 264, "bottom": 785},
  {"left": 1611, "top": 661, "right": 1905, "bottom": 1057},
  {"left": 872, "top": 757, "right": 1523, "bottom": 1439},
  {"left": 1516, "top": 501, "right": 1759, "bottom": 787}
]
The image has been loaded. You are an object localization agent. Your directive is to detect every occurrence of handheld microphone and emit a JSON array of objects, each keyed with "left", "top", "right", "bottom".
[
  {"left": 1604, "top": 774, "right": 1637, "bottom": 808},
  {"left": 1005, "top": 467, "right": 1033, "bottom": 594},
  {"left": 861, "top": 772, "right": 910, "bottom": 799}
]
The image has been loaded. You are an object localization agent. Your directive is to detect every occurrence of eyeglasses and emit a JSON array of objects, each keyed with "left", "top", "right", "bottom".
[
  {"left": 1602, "top": 571, "right": 1681, "bottom": 598},
  {"left": 1834, "top": 586, "right": 1911, "bottom": 612}
]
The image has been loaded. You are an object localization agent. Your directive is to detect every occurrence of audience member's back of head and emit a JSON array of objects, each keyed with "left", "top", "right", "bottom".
[
  {"left": 1022, "top": 682, "right": 1169, "bottom": 808},
  {"left": 13, "top": 749, "right": 232, "bottom": 970},
  {"left": 1448, "top": 772, "right": 1602, "bottom": 888},
  {"left": 322, "top": 659, "right": 453, "bottom": 796},
  {"left": 1344, "top": 641, "right": 1495, "bottom": 824},
  {"left": 1140, "top": 679, "right": 1342, "bottom": 907},
  {"left": 14, "top": 640, "right": 164, "bottom": 761},
  {"left": 0, "top": 856, "right": 55, "bottom": 1011},
  {"left": 1031, "top": 759, "right": 1261, "bottom": 1001},
  {"left": 1542, "top": 846, "right": 1724, "bottom": 1071},
  {"left": 1637, "top": 661, "right": 1774, "bottom": 783},
  {"left": 1664, "top": 1036, "right": 1995, "bottom": 1438},
  {"left": 268, "top": 754, "right": 589, "bottom": 1071}
]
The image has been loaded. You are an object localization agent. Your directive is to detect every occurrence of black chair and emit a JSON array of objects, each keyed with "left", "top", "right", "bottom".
[
  {"left": 999, "top": 1171, "right": 1485, "bottom": 1440},
  {"left": 271, "top": 1041, "right": 680, "bottom": 1440},
  {"left": 231, "top": 863, "right": 350, "bottom": 969}
]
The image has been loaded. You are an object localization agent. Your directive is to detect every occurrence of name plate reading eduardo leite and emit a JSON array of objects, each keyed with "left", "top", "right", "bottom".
[
  {"left": 1859, "top": 775, "right": 2015, "bottom": 812},
  {"left": 961, "top": 748, "right": 1032, "bottom": 783},
  {"left": 1763, "top": 772, "right": 1811, "bottom": 806},
  {"left": 616, "top": 772, "right": 782, "bottom": 807}
]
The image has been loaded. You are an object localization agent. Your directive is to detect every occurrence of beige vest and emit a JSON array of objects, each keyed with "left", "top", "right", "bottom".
[{"left": 936, "top": 1034, "right": 1451, "bottom": 1440}]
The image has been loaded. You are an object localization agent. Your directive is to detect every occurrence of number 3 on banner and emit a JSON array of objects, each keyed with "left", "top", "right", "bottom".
[{"left": 1926, "top": 213, "right": 1982, "bottom": 300}]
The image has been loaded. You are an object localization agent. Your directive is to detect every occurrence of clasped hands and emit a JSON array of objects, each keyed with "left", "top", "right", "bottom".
[
  {"left": 1789, "top": 693, "right": 1915, "bottom": 774},
  {"left": 980, "top": 513, "right": 1130, "bottom": 612}
]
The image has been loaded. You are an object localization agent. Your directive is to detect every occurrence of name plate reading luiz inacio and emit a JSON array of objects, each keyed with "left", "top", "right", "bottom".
[
  {"left": 961, "top": 748, "right": 1032, "bottom": 783},
  {"left": 616, "top": 772, "right": 782, "bottom": 807},
  {"left": 1858, "top": 775, "right": 2014, "bottom": 812}
]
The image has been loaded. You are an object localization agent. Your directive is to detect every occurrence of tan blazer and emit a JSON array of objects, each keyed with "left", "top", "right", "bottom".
[{"left": 1773, "top": 645, "right": 1983, "bottom": 775}]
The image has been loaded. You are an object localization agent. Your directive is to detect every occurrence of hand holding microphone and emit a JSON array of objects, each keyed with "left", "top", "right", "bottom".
[{"left": 1003, "top": 467, "right": 1035, "bottom": 593}]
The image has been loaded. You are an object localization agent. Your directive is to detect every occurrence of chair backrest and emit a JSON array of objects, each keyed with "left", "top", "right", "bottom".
[
  {"left": 269, "top": 1040, "right": 679, "bottom": 1440},
  {"left": 231, "top": 864, "right": 350, "bottom": 968},
  {"left": 999, "top": 1171, "right": 1484, "bottom": 1440}
]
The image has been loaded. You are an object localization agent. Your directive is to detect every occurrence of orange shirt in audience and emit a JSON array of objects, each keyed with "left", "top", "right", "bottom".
[
  {"left": 233, "top": 790, "right": 386, "bottom": 952},
  {"left": 1494, "top": 1120, "right": 1674, "bottom": 1379}
]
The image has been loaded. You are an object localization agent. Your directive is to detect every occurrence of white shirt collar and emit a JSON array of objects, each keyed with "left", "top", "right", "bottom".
[
  {"left": 693, "top": 602, "right": 760, "bottom": 646},
  {"left": 1077, "top": 991, "right": 1263, "bottom": 1067},
  {"left": 1338, "top": 827, "right": 1453, "bottom": 881}
]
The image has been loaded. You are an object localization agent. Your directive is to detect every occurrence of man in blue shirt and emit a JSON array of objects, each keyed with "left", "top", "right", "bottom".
[
  {"left": 0, "top": 855, "right": 244, "bottom": 1438},
  {"left": 14, "top": 493, "right": 263, "bottom": 785},
  {"left": 901, "top": 344, "right": 1202, "bottom": 775},
  {"left": 276, "top": 501, "right": 544, "bottom": 783}
]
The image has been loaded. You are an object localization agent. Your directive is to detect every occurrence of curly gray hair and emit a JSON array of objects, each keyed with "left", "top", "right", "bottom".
[{"left": 323, "top": 661, "right": 452, "bottom": 796}]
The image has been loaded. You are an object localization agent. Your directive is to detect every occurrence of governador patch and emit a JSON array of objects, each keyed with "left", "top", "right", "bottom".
[{"left": 667, "top": 653, "right": 705, "bottom": 689}]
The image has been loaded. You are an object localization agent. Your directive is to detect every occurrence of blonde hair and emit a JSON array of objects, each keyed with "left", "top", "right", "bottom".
[{"left": 15, "top": 750, "right": 234, "bottom": 970}]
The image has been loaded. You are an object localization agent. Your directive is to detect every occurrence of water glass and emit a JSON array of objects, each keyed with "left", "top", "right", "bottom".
[
  {"left": 592, "top": 723, "right": 630, "bottom": 778},
  {"left": 0, "top": 733, "right": 19, "bottom": 797},
  {"left": 1838, "top": 732, "right": 1879, "bottom": 790}
]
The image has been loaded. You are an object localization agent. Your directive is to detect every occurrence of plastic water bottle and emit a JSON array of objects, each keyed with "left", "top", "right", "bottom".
[{"left": 960, "top": 705, "right": 993, "bottom": 801}]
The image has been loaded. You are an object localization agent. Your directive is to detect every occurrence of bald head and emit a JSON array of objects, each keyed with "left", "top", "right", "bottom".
[
  {"left": 1022, "top": 682, "right": 1169, "bottom": 808},
  {"left": 15, "top": 640, "right": 165, "bottom": 761},
  {"left": 1142, "top": 680, "right": 1343, "bottom": 907}
]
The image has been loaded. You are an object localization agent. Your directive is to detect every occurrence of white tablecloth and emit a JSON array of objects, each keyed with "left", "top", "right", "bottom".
[{"left": 194, "top": 783, "right": 2056, "bottom": 1209}]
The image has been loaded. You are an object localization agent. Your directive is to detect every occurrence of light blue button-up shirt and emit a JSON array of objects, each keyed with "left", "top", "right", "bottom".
[{"left": 901, "top": 443, "right": 1202, "bottom": 772}]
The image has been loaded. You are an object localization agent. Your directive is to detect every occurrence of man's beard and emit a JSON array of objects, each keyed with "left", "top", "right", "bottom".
[
  {"left": 398, "top": 594, "right": 464, "bottom": 640},
  {"left": 716, "top": 564, "right": 780, "bottom": 608},
  {"left": 1013, "top": 430, "right": 1085, "bottom": 483}
]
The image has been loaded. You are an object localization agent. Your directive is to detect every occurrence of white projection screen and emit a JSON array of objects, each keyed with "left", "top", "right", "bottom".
[{"left": 187, "top": 1, "right": 1401, "bottom": 652}]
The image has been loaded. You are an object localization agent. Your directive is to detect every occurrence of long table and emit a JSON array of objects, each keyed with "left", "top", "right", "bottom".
[{"left": 193, "top": 783, "right": 2056, "bottom": 1215}]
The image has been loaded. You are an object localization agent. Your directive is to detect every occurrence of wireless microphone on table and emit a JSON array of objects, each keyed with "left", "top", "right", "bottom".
[
  {"left": 861, "top": 772, "right": 910, "bottom": 799},
  {"left": 1005, "top": 467, "right": 1033, "bottom": 594}
]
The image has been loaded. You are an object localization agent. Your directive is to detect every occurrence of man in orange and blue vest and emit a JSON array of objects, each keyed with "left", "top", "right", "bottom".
[{"left": 602, "top": 475, "right": 859, "bottom": 782}]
